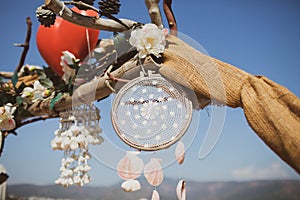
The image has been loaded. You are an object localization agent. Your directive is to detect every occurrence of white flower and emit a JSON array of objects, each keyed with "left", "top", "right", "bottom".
[
  {"left": 129, "top": 23, "right": 166, "bottom": 58},
  {"left": 21, "top": 81, "right": 49, "bottom": 102},
  {"left": 60, "top": 51, "right": 78, "bottom": 84},
  {"left": 19, "top": 64, "right": 42, "bottom": 74},
  {"left": 0, "top": 103, "right": 16, "bottom": 131}
]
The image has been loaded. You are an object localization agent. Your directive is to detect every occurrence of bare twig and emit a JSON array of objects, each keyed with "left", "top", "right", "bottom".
[
  {"left": 64, "top": 0, "right": 99, "bottom": 13},
  {"left": 64, "top": 1, "right": 130, "bottom": 29},
  {"left": 15, "top": 17, "right": 32, "bottom": 72},
  {"left": 163, "top": 0, "right": 177, "bottom": 35},
  {"left": 0, "top": 72, "right": 14, "bottom": 78},
  {"left": 145, "top": 0, "right": 164, "bottom": 29},
  {"left": 15, "top": 115, "right": 58, "bottom": 130},
  {"left": 45, "top": 0, "right": 136, "bottom": 32}
]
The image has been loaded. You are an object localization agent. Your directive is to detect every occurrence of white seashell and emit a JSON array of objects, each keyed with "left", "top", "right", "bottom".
[
  {"left": 151, "top": 190, "right": 160, "bottom": 200},
  {"left": 117, "top": 151, "right": 144, "bottom": 180},
  {"left": 121, "top": 179, "right": 141, "bottom": 192},
  {"left": 144, "top": 158, "right": 164, "bottom": 186},
  {"left": 176, "top": 180, "right": 186, "bottom": 200},
  {"left": 175, "top": 141, "right": 185, "bottom": 165}
]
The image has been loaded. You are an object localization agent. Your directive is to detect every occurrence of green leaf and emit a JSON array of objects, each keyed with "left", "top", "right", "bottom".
[
  {"left": 56, "top": 84, "right": 68, "bottom": 93},
  {"left": 39, "top": 78, "right": 54, "bottom": 89},
  {"left": 16, "top": 96, "right": 24, "bottom": 105},
  {"left": 43, "top": 66, "right": 64, "bottom": 87},
  {"left": 11, "top": 71, "right": 18, "bottom": 87},
  {"left": 50, "top": 93, "right": 62, "bottom": 110},
  {"left": 16, "top": 107, "right": 34, "bottom": 118}
]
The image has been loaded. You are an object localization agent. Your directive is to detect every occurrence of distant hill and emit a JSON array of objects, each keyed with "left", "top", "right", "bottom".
[{"left": 7, "top": 179, "right": 300, "bottom": 200}]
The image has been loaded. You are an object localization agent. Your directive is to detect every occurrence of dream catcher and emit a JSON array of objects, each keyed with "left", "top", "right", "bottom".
[{"left": 112, "top": 70, "right": 191, "bottom": 199}]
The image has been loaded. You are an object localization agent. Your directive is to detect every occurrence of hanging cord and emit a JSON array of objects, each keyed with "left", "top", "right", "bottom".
[
  {"left": 85, "top": 28, "right": 91, "bottom": 59},
  {"left": 58, "top": 2, "right": 66, "bottom": 16},
  {"left": 138, "top": 57, "right": 147, "bottom": 76}
]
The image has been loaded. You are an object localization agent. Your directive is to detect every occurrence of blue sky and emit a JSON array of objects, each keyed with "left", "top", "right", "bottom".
[{"left": 0, "top": 0, "right": 300, "bottom": 186}]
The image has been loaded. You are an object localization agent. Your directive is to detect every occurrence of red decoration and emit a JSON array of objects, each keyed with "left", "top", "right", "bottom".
[{"left": 36, "top": 7, "right": 100, "bottom": 77}]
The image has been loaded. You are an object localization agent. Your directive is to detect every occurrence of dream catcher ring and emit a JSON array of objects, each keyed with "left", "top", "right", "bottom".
[{"left": 111, "top": 71, "right": 193, "bottom": 151}]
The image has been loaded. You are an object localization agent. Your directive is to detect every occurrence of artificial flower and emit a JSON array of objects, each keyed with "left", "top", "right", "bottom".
[
  {"left": 60, "top": 51, "right": 78, "bottom": 84},
  {"left": 19, "top": 64, "right": 43, "bottom": 74},
  {"left": 129, "top": 23, "right": 166, "bottom": 58},
  {"left": 21, "top": 81, "right": 51, "bottom": 102},
  {"left": 0, "top": 103, "right": 16, "bottom": 131}
]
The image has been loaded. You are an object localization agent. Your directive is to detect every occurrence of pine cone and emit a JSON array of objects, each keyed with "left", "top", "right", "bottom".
[
  {"left": 36, "top": 5, "right": 56, "bottom": 28},
  {"left": 98, "top": 0, "right": 121, "bottom": 16},
  {"left": 73, "top": 0, "right": 95, "bottom": 10}
]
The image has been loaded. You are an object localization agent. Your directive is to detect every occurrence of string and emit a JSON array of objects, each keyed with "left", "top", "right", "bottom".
[
  {"left": 85, "top": 28, "right": 91, "bottom": 59},
  {"left": 138, "top": 57, "right": 147, "bottom": 76},
  {"left": 58, "top": 2, "right": 65, "bottom": 16}
]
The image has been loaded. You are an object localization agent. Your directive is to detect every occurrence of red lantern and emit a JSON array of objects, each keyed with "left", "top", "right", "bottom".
[{"left": 36, "top": 7, "right": 100, "bottom": 77}]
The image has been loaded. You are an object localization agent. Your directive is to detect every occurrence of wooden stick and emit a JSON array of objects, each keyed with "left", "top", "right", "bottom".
[
  {"left": 163, "top": 0, "right": 177, "bottom": 35},
  {"left": 145, "top": 0, "right": 164, "bottom": 29},
  {"left": 45, "top": 0, "right": 136, "bottom": 32},
  {"left": 15, "top": 17, "right": 32, "bottom": 72}
]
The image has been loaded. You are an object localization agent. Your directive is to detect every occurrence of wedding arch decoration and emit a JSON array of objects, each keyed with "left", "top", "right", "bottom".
[{"left": 0, "top": 0, "right": 299, "bottom": 199}]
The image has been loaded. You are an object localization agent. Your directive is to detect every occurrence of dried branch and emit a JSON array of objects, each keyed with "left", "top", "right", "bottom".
[
  {"left": 163, "top": 0, "right": 177, "bottom": 35},
  {"left": 0, "top": 72, "right": 13, "bottom": 78},
  {"left": 145, "top": 0, "right": 164, "bottom": 29},
  {"left": 26, "top": 58, "right": 139, "bottom": 117},
  {"left": 64, "top": 0, "right": 99, "bottom": 13},
  {"left": 15, "top": 115, "right": 58, "bottom": 130},
  {"left": 45, "top": 0, "right": 136, "bottom": 32},
  {"left": 15, "top": 17, "right": 32, "bottom": 72}
]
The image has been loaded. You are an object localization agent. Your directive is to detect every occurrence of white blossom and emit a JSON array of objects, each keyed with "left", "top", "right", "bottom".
[
  {"left": 60, "top": 51, "right": 78, "bottom": 84},
  {"left": 19, "top": 64, "right": 42, "bottom": 74},
  {"left": 21, "top": 81, "right": 50, "bottom": 102},
  {"left": 129, "top": 23, "right": 166, "bottom": 58},
  {"left": 0, "top": 103, "right": 16, "bottom": 131}
]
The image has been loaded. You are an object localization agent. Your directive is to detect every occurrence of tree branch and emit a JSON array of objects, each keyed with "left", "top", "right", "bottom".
[
  {"left": 15, "top": 17, "right": 32, "bottom": 72},
  {"left": 163, "top": 0, "right": 177, "bottom": 35},
  {"left": 45, "top": 0, "right": 136, "bottom": 32},
  {"left": 145, "top": 0, "right": 164, "bottom": 29},
  {"left": 0, "top": 72, "right": 13, "bottom": 78}
]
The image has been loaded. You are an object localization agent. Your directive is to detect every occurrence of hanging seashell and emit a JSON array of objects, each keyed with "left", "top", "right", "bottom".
[
  {"left": 176, "top": 180, "right": 186, "bottom": 200},
  {"left": 175, "top": 141, "right": 185, "bottom": 165},
  {"left": 144, "top": 158, "right": 164, "bottom": 186},
  {"left": 151, "top": 189, "right": 160, "bottom": 200},
  {"left": 121, "top": 179, "right": 141, "bottom": 192},
  {"left": 117, "top": 151, "right": 144, "bottom": 180}
]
